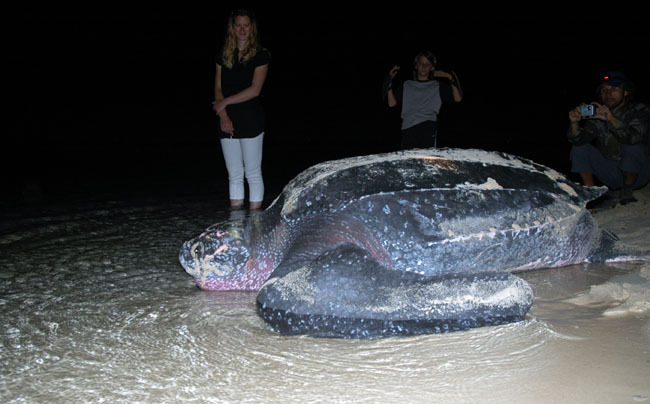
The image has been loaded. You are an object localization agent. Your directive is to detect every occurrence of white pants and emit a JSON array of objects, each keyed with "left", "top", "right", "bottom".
[{"left": 220, "top": 133, "right": 264, "bottom": 202}]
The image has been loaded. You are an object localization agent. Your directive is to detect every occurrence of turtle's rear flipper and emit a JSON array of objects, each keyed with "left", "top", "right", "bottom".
[
  {"left": 587, "top": 228, "right": 650, "bottom": 263},
  {"left": 257, "top": 244, "right": 534, "bottom": 338}
]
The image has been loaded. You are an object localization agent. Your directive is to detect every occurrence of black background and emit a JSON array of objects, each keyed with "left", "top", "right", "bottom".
[{"left": 5, "top": 7, "right": 650, "bottom": 207}]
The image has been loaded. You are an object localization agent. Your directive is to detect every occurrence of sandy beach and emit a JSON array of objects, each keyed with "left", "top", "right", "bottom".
[
  {"left": 593, "top": 185, "right": 650, "bottom": 252},
  {"left": 567, "top": 184, "right": 650, "bottom": 317}
]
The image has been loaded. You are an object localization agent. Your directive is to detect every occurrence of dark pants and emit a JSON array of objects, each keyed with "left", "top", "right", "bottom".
[
  {"left": 401, "top": 120, "right": 438, "bottom": 150},
  {"left": 570, "top": 143, "right": 650, "bottom": 189}
]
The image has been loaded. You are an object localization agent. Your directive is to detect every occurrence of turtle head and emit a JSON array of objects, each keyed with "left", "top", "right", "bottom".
[{"left": 179, "top": 218, "right": 253, "bottom": 290}]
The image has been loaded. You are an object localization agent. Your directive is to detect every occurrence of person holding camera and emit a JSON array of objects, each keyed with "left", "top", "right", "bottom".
[
  {"left": 568, "top": 71, "right": 650, "bottom": 205},
  {"left": 383, "top": 50, "right": 463, "bottom": 149}
]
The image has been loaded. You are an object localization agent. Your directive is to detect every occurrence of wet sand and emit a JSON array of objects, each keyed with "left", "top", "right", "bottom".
[{"left": 0, "top": 185, "right": 648, "bottom": 404}]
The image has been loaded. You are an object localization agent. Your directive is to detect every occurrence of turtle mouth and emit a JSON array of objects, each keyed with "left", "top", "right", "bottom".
[{"left": 195, "top": 265, "right": 241, "bottom": 290}]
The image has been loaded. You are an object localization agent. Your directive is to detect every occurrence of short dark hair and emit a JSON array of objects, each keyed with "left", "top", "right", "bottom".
[
  {"left": 597, "top": 71, "right": 636, "bottom": 103},
  {"left": 412, "top": 51, "right": 437, "bottom": 80}
]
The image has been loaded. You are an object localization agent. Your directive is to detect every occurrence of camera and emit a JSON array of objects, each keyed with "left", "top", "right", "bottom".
[{"left": 580, "top": 104, "right": 597, "bottom": 117}]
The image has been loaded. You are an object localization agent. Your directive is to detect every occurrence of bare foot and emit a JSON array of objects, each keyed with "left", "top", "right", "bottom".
[{"left": 230, "top": 199, "right": 244, "bottom": 209}]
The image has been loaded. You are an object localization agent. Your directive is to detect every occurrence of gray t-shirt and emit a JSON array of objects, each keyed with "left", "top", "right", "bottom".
[{"left": 401, "top": 80, "right": 442, "bottom": 130}]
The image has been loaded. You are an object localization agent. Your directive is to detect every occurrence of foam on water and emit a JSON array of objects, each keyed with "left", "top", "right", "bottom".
[{"left": 565, "top": 262, "right": 650, "bottom": 316}]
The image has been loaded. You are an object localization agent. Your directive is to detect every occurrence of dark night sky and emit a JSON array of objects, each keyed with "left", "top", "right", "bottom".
[{"left": 5, "top": 8, "right": 650, "bottom": 206}]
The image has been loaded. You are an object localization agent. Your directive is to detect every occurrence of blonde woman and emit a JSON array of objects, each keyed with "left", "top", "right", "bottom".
[{"left": 213, "top": 9, "right": 271, "bottom": 210}]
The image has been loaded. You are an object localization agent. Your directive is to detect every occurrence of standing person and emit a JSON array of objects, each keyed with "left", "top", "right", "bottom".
[
  {"left": 383, "top": 50, "right": 463, "bottom": 149},
  {"left": 213, "top": 9, "right": 271, "bottom": 210},
  {"left": 568, "top": 71, "right": 650, "bottom": 205}
]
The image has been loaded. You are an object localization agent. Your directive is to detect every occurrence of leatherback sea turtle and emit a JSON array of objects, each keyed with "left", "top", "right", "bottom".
[{"left": 179, "top": 148, "right": 644, "bottom": 338}]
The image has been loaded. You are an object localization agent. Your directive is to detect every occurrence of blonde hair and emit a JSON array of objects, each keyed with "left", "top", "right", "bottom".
[{"left": 220, "top": 9, "right": 261, "bottom": 69}]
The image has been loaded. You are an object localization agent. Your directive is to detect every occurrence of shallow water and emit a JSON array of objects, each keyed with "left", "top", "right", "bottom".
[{"left": 1, "top": 197, "right": 649, "bottom": 404}]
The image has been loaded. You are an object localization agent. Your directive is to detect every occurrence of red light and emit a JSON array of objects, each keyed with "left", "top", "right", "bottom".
[{"left": 604, "top": 76, "right": 610, "bottom": 81}]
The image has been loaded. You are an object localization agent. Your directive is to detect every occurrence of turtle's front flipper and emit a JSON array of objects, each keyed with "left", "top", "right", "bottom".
[{"left": 257, "top": 244, "right": 534, "bottom": 338}]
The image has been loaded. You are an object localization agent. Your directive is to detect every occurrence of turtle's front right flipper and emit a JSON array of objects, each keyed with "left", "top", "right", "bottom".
[{"left": 257, "top": 244, "right": 534, "bottom": 338}]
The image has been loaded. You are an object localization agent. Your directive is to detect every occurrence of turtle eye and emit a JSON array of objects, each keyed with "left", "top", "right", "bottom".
[{"left": 189, "top": 242, "right": 202, "bottom": 259}]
